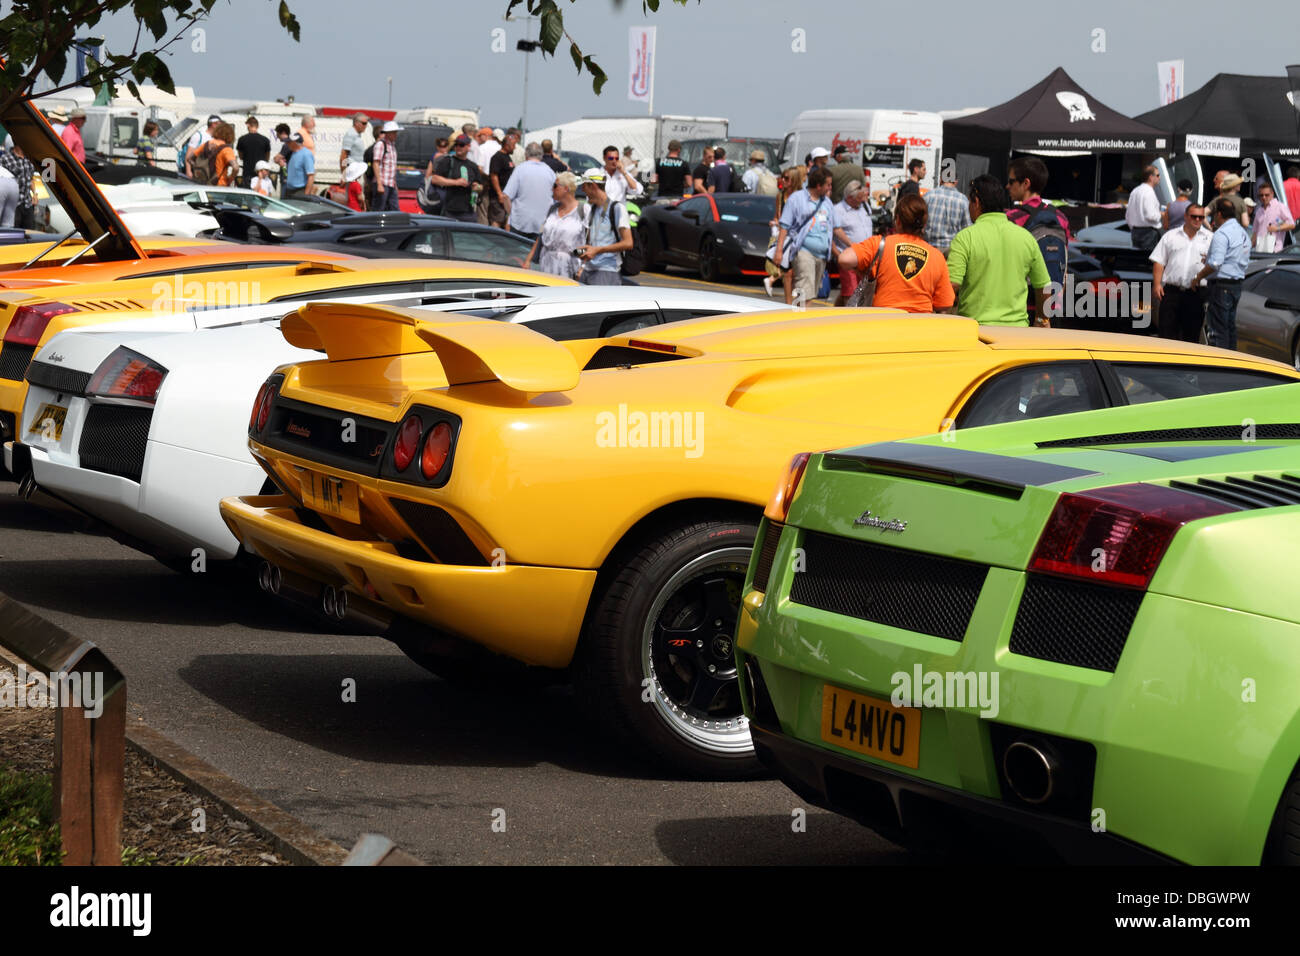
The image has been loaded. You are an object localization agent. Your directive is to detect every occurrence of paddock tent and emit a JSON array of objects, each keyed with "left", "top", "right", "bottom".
[
  {"left": 943, "top": 68, "right": 1170, "bottom": 197},
  {"left": 1135, "top": 73, "right": 1300, "bottom": 160}
]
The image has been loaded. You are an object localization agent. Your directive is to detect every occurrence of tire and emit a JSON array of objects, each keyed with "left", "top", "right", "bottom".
[
  {"left": 385, "top": 619, "right": 562, "bottom": 691},
  {"left": 1264, "top": 763, "right": 1300, "bottom": 864},
  {"left": 698, "top": 235, "right": 720, "bottom": 283},
  {"left": 574, "top": 517, "right": 763, "bottom": 779}
]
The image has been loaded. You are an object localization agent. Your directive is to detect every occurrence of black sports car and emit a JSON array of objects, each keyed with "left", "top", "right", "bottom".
[
  {"left": 639, "top": 192, "right": 773, "bottom": 281},
  {"left": 212, "top": 209, "right": 538, "bottom": 269}
]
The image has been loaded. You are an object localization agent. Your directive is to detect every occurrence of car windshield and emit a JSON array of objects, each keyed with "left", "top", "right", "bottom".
[{"left": 712, "top": 196, "right": 775, "bottom": 223}]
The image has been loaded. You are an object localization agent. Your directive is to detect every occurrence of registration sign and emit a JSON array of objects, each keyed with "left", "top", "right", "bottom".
[
  {"left": 297, "top": 468, "right": 361, "bottom": 524},
  {"left": 820, "top": 684, "right": 921, "bottom": 769},
  {"left": 27, "top": 403, "right": 68, "bottom": 442}
]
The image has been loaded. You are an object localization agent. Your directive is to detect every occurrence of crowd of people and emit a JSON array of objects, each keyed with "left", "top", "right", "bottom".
[
  {"left": 1143, "top": 165, "right": 1298, "bottom": 347},
  {"left": 4, "top": 100, "right": 1299, "bottom": 341}
]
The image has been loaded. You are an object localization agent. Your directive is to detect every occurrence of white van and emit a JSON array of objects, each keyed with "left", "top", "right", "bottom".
[{"left": 780, "top": 109, "right": 943, "bottom": 194}]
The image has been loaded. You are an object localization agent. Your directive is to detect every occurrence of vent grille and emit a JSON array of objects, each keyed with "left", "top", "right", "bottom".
[
  {"left": 70, "top": 298, "right": 145, "bottom": 312},
  {"left": 25, "top": 361, "right": 92, "bottom": 396},
  {"left": 0, "top": 343, "right": 35, "bottom": 381},
  {"left": 78, "top": 404, "right": 152, "bottom": 482},
  {"left": 1009, "top": 575, "right": 1143, "bottom": 672},
  {"left": 1169, "top": 473, "right": 1300, "bottom": 510},
  {"left": 751, "top": 521, "right": 783, "bottom": 594},
  {"left": 1039, "top": 424, "right": 1300, "bottom": 447},
  {"left": 789, "top": 530, "right": 988, "bottom": 642},
  {"left": 388, "top": 497, "right": 487, "bottom": 566}
]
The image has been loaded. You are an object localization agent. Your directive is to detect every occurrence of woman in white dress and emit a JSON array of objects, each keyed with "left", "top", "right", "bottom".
[{"left": 525, "top": 172, "right": 585, "bottom": 279}]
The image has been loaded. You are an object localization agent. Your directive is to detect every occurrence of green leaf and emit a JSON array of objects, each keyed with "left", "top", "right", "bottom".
[
  {"left": 125, "top": 79, "right": 141, "bottom": 102},
  {"left": 644, "top": 0, "right": 660, "bottom": 10},
  {"left": 45, "top": 48, "right": 68, "bottom": 86},
  {"left": 583, "top": 56, "right": 607, "bottom": 95},
  {"left": 538, "top": 3, "right": 563, "bottom": 55},
  {"left": 278, "top": 1, "right": 301, "bottom": 42},
  {"left": 568, "top": 41, "right": 582, "bottom": 73},
  {"left": 150, "top": 58, "right": 175, "bottom": 95}
]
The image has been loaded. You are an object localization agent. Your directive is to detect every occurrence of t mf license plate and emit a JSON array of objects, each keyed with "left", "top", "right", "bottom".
[
  {"left": 27, "top": 403, "right": 68, "bottom": 442},
  {"left": 298, "top": 468, "right": 360, "bottom": 524},
  {"left": 820, "top": 684, "right": 920, "bottom": 768}
]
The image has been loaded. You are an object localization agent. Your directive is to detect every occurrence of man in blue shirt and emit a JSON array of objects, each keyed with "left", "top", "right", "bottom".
[
  {"left": 1193, "top": 197, "right": 1252, "bottom": 350},
  {"left": 283, "top": 134, "right": 315, "bottom": 199},
  {"left": 776, "top": 166, "right": 834, "bottom": 305}
]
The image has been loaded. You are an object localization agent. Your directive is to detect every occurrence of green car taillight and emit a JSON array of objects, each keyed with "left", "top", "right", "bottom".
[{"left": 1028, "top": 483, "right": 1240, "bottom": 590}]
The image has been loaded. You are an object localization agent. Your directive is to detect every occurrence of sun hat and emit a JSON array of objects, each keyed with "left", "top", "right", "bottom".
[
  {"left": 381, "top": 120, "right": 401, "bottom": 133},
  {"left": 344, "top": 161, "right": 368, "bottom": 183}
]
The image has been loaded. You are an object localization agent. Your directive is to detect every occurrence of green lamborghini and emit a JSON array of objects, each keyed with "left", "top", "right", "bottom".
[{"left": 737, "top": 382, "right": 1300, "bottom": 864}]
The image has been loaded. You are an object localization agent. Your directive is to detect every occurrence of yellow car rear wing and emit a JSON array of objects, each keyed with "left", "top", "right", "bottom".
[{"left": 281, "top": 301, "right": 582, "bottom": 393}]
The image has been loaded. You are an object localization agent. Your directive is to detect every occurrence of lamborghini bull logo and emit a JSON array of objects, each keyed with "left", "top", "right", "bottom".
[{"left": 1055, "top": 91, "right": 1097, "bottom": 123}]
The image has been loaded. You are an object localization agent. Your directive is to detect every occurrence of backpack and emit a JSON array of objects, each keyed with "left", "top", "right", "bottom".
[
  {"left": 753, "top": 168, "right": 779, "bottom": 196},
  {"left": 191, "top": 141, "right": 218, "bottom": 185},
  {"left": 1020, "top": 202, "right": 1068, "bottom": 286}
]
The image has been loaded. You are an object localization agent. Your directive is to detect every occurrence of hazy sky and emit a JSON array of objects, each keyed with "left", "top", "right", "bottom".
[{"left": 81, "top": 0, "right": 1300, "bottom": 135}]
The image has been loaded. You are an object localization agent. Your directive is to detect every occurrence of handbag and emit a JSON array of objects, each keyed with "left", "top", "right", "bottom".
[{"left": 847, "top": 238, "right": 886, "bottom": 307}]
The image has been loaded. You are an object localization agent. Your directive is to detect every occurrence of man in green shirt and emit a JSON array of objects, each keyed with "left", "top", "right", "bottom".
[{"left": 947, "top": 174, "right": 1052, "bottom": 327}]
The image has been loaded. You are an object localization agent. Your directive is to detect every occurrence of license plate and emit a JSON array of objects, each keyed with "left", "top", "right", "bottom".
[
  {"left": 820, "top": 684, "right": 921, "bottom": 768},
  {"left": 297, "top": 468, "right": 360, "bottom": 524},
  {"left": 27, "top": 403, "right": 68, "bottom": 442}
]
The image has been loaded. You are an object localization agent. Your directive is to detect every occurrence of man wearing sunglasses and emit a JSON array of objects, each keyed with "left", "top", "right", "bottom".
[
  {"left": 1150, "top": 204, "right": 1212, "bottom": 341},
  {"left": 600, "top": 144, "right": 643, "bottom": 204}
]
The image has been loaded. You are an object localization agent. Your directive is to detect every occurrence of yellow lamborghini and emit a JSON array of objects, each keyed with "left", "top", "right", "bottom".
[{"left": 220, "top": 305, "right": 1299, "bottom": 776}]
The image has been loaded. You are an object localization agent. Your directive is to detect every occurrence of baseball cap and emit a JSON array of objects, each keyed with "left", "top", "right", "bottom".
[
  {"left": 3, "top": 134, "right": 12, "bottom": 150},
  {"left": 207, "top": 114, "right": 222, "bottom": 125},
  {"left": 580, "top": 168, "right": 607, "bottom": 186},
  {"left": 289, "top": 133, "right": 304, "bottom": 144},
  {"left": 254, "top": 160, "right": 275, "bottom": 172},
  {"left": 382, "top": 120, "right": 401, "bottom": 133},
  {"left": 453, "top": 134, "right": 472, "bottom": 147},
  {"left": 832, "top": 144, "right": 848, "bottom": 156},
  {"left": 810, "top": 147, "right": 831, "bottom": 159}
]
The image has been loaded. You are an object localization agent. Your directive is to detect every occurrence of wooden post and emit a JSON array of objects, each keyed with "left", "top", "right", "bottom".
[
  {"left": 91, "top": 684, "right": 126, "bottom": 866},
  {"left": 0, "top": 598, "right": 126, "bottom": 868},
  {"left": 53, "top": 703, "right": 94, "bottom": 866}
]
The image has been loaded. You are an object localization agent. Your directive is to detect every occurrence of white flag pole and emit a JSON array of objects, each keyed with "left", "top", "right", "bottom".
[{"left": 647, "top": 27, "right": 656, "bottom": 116}]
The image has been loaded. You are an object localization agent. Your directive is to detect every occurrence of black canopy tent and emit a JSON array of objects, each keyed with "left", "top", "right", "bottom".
[
  {"left": 943, "top": 68, "right": 1170, "bottom": 204},
  {"left": 1135, "top": 73, "right": 1300, "bottom": 160}
]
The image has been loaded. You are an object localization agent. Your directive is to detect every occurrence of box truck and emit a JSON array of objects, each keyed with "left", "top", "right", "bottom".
[{"left": 525, "top": 115, "right": 728, "bottom": 174}]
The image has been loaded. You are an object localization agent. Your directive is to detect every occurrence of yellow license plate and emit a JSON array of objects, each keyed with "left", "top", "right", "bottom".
[
  {"left": 298, "top": 468, "right": 360, "bottom": 524},
  {"left": 27, "top": 403, "right": 68, "bottom": 441},
  {"left": 820, "top": 684, "right": 921, "bottom": 768}
]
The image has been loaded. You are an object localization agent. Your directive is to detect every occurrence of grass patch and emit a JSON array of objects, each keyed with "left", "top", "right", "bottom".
[{"left": 0, "top": 766, "right": 63, "bottom": 866}]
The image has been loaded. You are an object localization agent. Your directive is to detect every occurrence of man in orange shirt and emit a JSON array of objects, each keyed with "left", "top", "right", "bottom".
[{"left": 838, "top": 194, "right": 955, "bottom": 313}]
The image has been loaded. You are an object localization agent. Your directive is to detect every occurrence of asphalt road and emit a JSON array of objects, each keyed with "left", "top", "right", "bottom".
[{"left": 0, "top": 479, "right": 941, "bottom": 865}]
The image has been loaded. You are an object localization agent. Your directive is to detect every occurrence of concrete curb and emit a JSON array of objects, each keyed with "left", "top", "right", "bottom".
[{"left": 126, "top": 724, "right": 350, "bottom": 866}]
